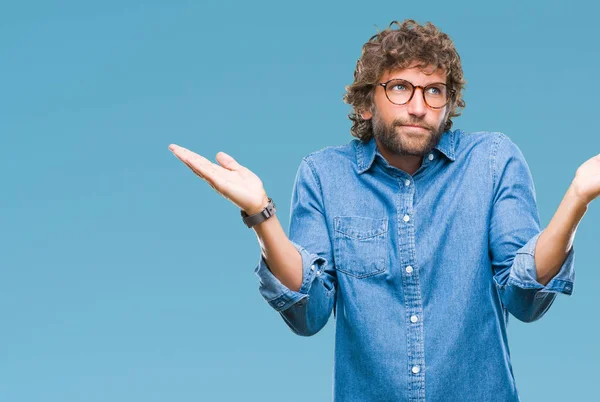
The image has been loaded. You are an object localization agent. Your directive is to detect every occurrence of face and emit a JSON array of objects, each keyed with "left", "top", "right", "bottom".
[{"left": 362, "top": 62, "right": 450, "bottom": 157}]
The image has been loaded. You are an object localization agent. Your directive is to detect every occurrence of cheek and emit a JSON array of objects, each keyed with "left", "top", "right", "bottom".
[
  {"left": 376, "top": 103, "right": 403, "bottom": 123},
  {"left": 433, "top": 109, "right": 447, "bottom": 124}
]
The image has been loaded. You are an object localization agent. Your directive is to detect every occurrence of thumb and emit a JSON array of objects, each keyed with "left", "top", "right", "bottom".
[{"left": 216, "top": 151, "right": 242, "bottom": 171}]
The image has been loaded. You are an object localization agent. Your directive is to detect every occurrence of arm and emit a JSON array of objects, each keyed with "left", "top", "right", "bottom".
[
  {"left": 489, "top": 134, "right": 575, "bottom": 323},
  {"left": 536, "top": 151, "right": 600, "bottom": 284},
  {"left": 534, "top": 183, "right": 588, "bottom": 286},
  {"left": 248, "top": 198, "right": 304, "bottom": 292},
  {"left": 253, "top": 157, "right": 337, "bottom": 336},
  {"left": 167, "top": 144, "right": 335, "bottom": 334}
]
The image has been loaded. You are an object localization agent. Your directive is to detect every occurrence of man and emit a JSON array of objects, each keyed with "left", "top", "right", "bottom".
[{"left": 169, "top": 19, "right": 599, "bottom": 402}]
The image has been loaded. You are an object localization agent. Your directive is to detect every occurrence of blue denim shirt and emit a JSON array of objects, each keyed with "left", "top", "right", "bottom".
[{"left": 254, "top": 128, "right": 575, "bottom": 402}]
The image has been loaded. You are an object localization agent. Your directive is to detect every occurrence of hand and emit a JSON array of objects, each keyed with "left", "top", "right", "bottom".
[
  {"left": 571, "top": 152, "right": 600, "bottom": 205},
  {"left": 168, "top": 144, "right": 269, "bottom": 214}
]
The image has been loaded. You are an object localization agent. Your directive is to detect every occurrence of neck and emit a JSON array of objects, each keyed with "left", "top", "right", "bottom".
[{"left": 376, "top": 139, "right": 424, "bottom": 176}]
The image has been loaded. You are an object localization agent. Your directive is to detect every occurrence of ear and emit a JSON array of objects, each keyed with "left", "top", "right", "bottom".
[{"left": 361, "top": 110, "right": 373, "bottom": 120}]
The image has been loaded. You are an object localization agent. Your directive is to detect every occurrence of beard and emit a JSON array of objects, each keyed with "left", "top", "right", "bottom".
[{"left": 371, "top": 111, "right": 446, "bottom": 157}]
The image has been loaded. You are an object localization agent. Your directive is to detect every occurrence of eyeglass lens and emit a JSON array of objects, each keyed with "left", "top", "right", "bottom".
[{"left": 385, "top": 79, "right": 448, "bottom": 108}]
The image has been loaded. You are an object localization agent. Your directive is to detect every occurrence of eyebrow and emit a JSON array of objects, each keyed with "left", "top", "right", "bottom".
[{"left": 388, "top": 78, "right": 446, "bottom": 86}]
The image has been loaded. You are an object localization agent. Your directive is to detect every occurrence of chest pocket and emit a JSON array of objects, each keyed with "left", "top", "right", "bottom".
[{"left": 333, "top": 216, "right": 388, "bottom": 278}]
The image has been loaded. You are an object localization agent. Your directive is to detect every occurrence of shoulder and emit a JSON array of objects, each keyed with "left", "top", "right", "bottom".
[
  {"left": 301, "top": 139, "right": 358, "bottom": 171},
  {"left": 455, "top": 130, "right": 524, "bottom": 161},
  {"left": 457, "top": 129, "right": 509, "bottom": 149},
  {"left": 460, "top": 131, "right": 531, "bottom": 191}
]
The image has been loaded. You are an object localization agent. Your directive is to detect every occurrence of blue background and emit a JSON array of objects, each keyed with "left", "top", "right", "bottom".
[{"left": 2, "top": 1, "right": 598, "bottom": 401}]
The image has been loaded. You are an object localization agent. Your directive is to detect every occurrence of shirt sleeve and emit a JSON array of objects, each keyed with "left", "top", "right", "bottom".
[
  {"left": 489, "top": 133, "right": 575, "bottom": 323},
  {"left": 253, "top": 156, "right": 337, "bottom": 336}
]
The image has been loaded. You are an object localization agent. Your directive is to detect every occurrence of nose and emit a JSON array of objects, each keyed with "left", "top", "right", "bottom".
[{"left": 406, "top": 87, "right": 427, "bottom": 118}]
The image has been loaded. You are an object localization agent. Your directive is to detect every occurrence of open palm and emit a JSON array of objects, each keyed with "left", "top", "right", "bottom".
[{"left": 168, "top": 144, "right": 268, "bottom": 213}]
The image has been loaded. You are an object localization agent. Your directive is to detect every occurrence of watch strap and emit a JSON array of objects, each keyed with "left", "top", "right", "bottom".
[{"left": 241, "top": 198, "right": 276, "bottom": 228}]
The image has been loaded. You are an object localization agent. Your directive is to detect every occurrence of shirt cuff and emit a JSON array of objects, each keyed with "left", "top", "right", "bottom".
[
  {"left": 507, "top": 231, "right": 575, "bottom": 296},
  {"left": 253, "top": 240, "right": 326, "bottom": 312}
]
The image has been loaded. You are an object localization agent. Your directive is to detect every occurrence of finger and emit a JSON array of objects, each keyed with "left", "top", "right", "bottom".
[
  {"left": 215, "top": 151, "right": 243, "bottom": 171},
  {"left": 170, "top": 144, "right": 209, "bottom": 166},
  {"left": 180, "top": 158, "right": 205, "bottom": 179},
  {"left": 180, "top": 157, "right": 223, "bottom": 192},
  {"left": 172, "top": 147, "right": 230, "bottom": 193},
  {"left": 171, "top": 145, "right": 228, "bottom": 179}
]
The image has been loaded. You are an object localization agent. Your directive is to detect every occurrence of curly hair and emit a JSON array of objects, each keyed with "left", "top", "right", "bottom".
[{"left": 343, "top": 19, "right": 467, "bottom": 142}]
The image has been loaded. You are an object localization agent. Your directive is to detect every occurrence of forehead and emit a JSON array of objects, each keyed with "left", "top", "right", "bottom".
[{"left": 381, "top": 63, "right": 447, "bottom": 84}]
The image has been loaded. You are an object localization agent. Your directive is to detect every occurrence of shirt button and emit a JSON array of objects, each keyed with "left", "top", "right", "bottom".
[
  {"left": 403, "top": 214, "right": 410, "bottom": 222},
  {"left": 412, "top": 365, "right": 420, "bottom": 374},
  {"left": 277, "top": 301, "right": 285, "bottom": 307},
  {"left": 410, "top": 315, "right": 418, "bottom": 323},
  {"left": 404, "top": 179, "right": 411, "bottom": 186},
  {"left": 405, "top": 266, "right": 413, "bottom": 274},
  {"left": 428, "top": 153, "right": 434, "bottom": 161},
  {"left": 310, "top": 265, "right": 315, "bottom": 271}
]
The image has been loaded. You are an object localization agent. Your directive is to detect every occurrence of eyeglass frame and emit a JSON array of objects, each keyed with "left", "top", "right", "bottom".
[{"left": 378, "top": 78, "right": 455, "bottom": 109}]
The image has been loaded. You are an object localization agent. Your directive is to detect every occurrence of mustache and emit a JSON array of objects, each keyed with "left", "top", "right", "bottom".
[{"left": 393, "top": 121, "right": 431, "bottom": 130}]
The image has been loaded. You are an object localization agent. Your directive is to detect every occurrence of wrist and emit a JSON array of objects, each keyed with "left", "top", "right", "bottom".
[
  {"left": 568, "top": 180, "right": 592, "bottom": 208},
  {"left": 244, "top": 193, "right": 270, "bottom": 216}
]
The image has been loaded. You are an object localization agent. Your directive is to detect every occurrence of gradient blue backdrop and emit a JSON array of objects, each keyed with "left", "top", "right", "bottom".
[{"left": 2, "top": 1, "right": 598, "bottom": 401}]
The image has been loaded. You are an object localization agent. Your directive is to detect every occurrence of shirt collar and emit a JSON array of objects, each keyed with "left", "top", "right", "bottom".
[{"left": 355, "top": 129, "right": 457, "bottom": 174}]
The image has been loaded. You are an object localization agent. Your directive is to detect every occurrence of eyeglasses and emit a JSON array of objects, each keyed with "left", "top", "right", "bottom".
[{"left": 378, "top": 78, "right": 454, "bottom": 109}]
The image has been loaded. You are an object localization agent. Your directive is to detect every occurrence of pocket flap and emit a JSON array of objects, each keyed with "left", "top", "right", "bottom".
[{"left": 334, "top": 216, "right": 388, "bottom": 240}]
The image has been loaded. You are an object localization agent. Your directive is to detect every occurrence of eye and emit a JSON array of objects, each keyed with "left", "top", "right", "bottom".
[
  {"left": 383, "top": 78, "right": 415, "bottom": 92},
  {"left": 426, "top": 85, "right": 445, "bottom": 96},
  {"left": 390, "top": 83, "right": 409, "bottom": 91}
]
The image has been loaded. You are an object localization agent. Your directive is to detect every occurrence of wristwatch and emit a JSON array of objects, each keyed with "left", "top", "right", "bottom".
[{"left": 241, "top": 198, "right": 276, "bottom": 228}]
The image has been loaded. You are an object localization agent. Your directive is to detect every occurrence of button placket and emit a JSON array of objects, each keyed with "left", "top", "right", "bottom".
[{"left": 399, "top": 179, "right": 425, "bottom": 399}]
